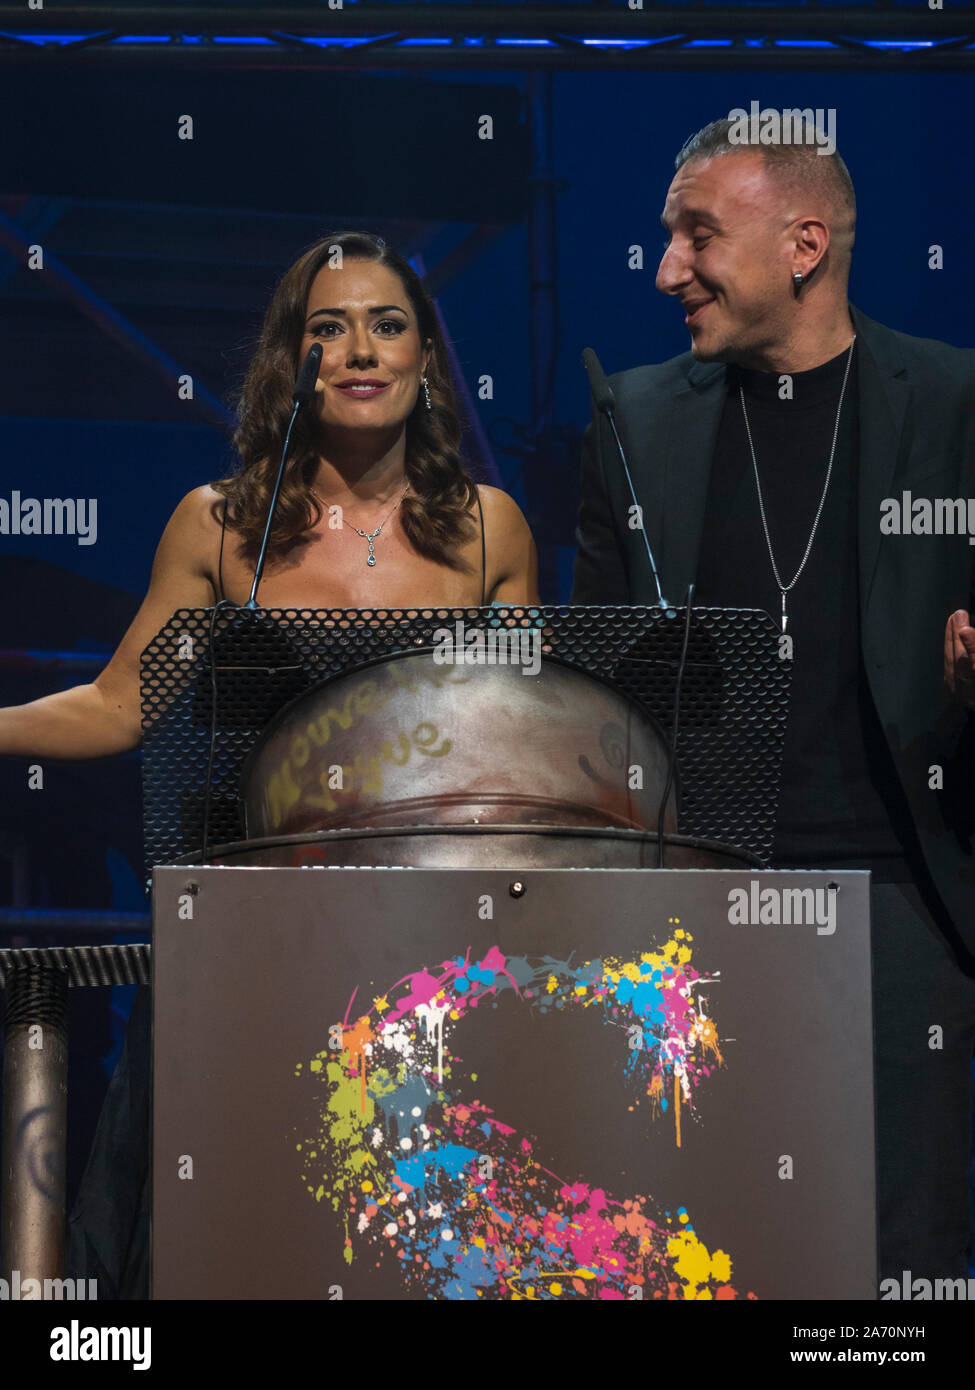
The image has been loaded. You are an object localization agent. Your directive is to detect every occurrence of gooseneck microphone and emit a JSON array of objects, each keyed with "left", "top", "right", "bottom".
[
  {"left": 582, "top": 347, "right": 670, "bottom": 611},
  {"left": 246, "top": 342, "right": 323, "bottom": 609}
]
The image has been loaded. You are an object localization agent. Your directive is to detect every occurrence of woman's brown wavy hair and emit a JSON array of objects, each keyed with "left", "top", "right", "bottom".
[{"left": 214, "top": 231, "right": 478, "bottom": 568}]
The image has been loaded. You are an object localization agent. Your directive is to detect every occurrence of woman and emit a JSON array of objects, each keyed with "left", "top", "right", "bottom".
[
  {"left": 8, "top": 232, "right": 539, "bottom": 1298},
  {"left": 0, "top": 230, "right": 539, "bottom": 760}
]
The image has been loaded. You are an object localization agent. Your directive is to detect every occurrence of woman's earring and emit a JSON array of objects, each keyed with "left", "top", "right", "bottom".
[{"left": 422, "top": 376, "right": 432, "bottom": 411}]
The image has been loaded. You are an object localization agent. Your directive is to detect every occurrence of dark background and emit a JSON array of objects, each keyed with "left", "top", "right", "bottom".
[{"left": 1, "top": 36, "right": 972, "bottom": 1248}]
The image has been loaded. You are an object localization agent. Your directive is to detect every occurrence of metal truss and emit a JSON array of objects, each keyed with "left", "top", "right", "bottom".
[{"left": 2, "top": 4, "right": 975, "bottom": 71}]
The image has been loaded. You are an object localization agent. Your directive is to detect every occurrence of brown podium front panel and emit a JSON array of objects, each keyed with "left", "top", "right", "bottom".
[{"left": 151, "top": 867, "right": 875, "bottom": 1301}]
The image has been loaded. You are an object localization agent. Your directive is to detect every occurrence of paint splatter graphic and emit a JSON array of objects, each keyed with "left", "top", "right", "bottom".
[{"left": 296, "top": 927, "right": 752, "bottom": 1299}]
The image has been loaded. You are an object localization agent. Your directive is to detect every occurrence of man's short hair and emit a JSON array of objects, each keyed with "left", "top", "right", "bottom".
[{"left": 675, "top": 117, "right": 856, "bottom": 275}]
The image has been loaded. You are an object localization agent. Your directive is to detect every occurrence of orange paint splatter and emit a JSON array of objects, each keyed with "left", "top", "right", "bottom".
[
  {"left": 699, "top": 1017, "right": 724, "bottom": 1064},
  {"left": 341, "top": 1015, "right": 375, "bottom": 1111},
  {"left": 648, "top": 1074, "right": 664, "bottom": 1115}
]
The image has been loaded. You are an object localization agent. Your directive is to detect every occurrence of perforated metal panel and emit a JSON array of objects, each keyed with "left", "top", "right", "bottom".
[{"left": 140, "top": 605, "right": 791, "bottom": 870}]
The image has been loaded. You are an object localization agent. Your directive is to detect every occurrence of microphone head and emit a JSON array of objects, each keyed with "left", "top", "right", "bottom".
[
  {"left": 582, "top": 347, "right": 615, "bottom": 415},
  {"left": 293, "top": 343, "right": 323, "bottom": 405}
]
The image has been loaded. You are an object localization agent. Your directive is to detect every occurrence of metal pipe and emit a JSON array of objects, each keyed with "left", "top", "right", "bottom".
[
  {"left": 1, "top": 965, "right": 69, "bottom": 1287},
  {"left": 2, "top": 6, "right": 966, "bottom": 39},
  {"left": 0, "top": 909, "right": 150, "bottom": 933}
]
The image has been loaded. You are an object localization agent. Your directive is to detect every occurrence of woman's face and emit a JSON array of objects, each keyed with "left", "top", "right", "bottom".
[{"left": 299, "top": 258, "right": 431, "bottom": 438}]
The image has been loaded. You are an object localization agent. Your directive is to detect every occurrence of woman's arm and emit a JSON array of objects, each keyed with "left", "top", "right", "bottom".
[
  {"left": 478, "top": 485, "right": 540, "bottom": 605},
  {"left": 0, "top": 487, "right": 222, "bottom": 759}
]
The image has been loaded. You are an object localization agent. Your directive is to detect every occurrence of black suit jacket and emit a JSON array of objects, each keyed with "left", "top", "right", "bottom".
[{"left": 571, "top": 303, "right": 975, "bottom": 951}]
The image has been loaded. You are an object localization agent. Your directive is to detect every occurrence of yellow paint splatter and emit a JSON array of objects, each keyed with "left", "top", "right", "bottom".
[{"left": 666, "top": 1229, "right": 732, "bottom": 1299}]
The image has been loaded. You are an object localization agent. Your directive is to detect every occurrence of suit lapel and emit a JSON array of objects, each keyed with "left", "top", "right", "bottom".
[
  {"left": 851, "top": 304, "right": 910, "bottom": 621},
  {"left": 657, "top": 359, "right": 726, "bottom": 600}
]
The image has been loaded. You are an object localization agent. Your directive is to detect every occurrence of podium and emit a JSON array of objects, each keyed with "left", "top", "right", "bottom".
[
  {"left": 151, "top": 865, "right": 875, "bottom": 1300},
  {"left": 142, "top": 605, "right": 876, "bottom": 1299},
  {"left": 139, "top": 603, "right": 791, "bottom": 869}
]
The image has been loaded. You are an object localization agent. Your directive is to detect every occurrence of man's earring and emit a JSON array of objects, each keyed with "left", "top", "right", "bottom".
[
  {"left": 422, "top": 376, "right": 432, "bottom": 411},
  {"left": 792, "top": 271, "right": 804, "bottom": 297}
]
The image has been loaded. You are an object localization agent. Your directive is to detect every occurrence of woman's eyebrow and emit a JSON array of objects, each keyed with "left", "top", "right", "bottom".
[{"left": 305, "top": 304, "right": 408, "bottom": 322}]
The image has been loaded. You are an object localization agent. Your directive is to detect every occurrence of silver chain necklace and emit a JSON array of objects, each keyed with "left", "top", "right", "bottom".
[
  {"left": 739, "top": 335, "right": 856, "bottom": 633},
  {"left": 314, "top": 485, "right": 408, "bottom": 567}
]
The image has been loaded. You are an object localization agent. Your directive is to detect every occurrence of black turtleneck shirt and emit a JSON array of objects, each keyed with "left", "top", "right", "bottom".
[{"left": 695, "top": 340, "right": 918, "bottom": 880}]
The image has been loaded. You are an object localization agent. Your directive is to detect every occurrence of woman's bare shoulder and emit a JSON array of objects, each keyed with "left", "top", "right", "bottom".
[
  {"left": 474, "top": 484, "right": 539, "bottom": 603},
  {"left": 166, "top": 484, "right": 227, "bottom": 539},
  {"left": 474, "top": 483, "right": 532, "bottom": 534},
  {"left": 181, "top": 483, "right": 228, "bottom": 528},
  {"left": 150, "top": 484, "right": 229, "bottom": 580}
]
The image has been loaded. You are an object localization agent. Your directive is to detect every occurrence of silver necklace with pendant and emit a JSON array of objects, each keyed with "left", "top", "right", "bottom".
[
  {"left": 739, "top": 335, "right": 856, "bottom": 633},
  {"left": 314, "top": 484, "right": 408, "bottom": 567}
]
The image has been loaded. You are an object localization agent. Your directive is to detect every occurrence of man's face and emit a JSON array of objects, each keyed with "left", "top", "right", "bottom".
[{"left": 656, "top": 153, "right": 794, "bottom": 365}]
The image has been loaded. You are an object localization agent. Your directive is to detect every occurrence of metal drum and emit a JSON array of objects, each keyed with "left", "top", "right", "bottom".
[{"left": 208, "top": 648, "right": 756, "bottom": 870}]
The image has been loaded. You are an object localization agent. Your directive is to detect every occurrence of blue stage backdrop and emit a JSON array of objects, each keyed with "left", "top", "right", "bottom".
[{"left": 1, "top": 61, "right": 972, "bottom": 1221}]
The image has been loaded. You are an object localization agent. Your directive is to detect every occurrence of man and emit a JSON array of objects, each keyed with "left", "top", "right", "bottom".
[{"left": 572, "top": 116, "right": 975, "bottom": 1287}]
